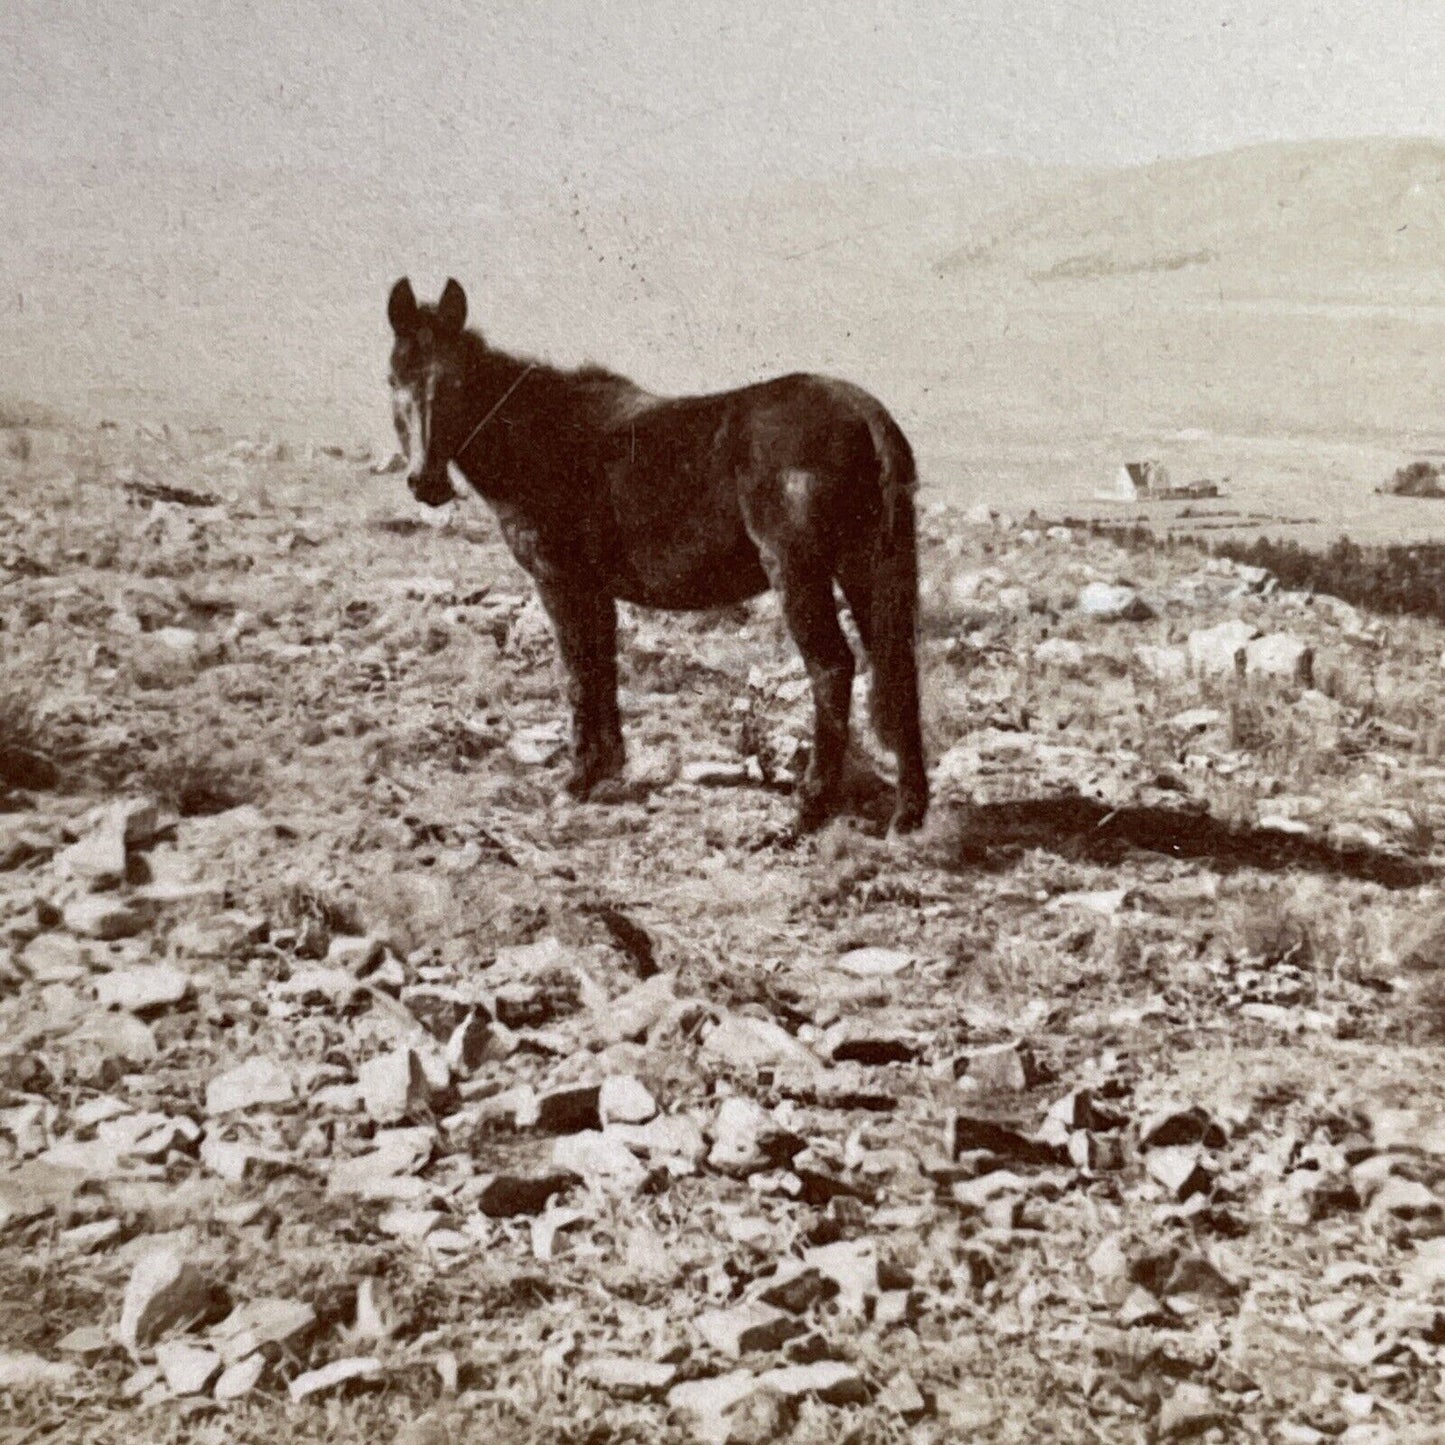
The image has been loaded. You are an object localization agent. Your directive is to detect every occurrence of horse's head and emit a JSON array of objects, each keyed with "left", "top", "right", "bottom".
[{"left": 386, "top": 276, "right": 471, "bottom": 507}]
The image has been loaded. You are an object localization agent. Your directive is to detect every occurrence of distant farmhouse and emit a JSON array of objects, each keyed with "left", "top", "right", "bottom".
[{"left": 1096, "top": 460, "right": 1225, "bottom": 503}]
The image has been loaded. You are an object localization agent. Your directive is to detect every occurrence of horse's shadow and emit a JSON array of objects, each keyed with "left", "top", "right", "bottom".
[{"left": 932, "top": 794, "right": 1436, "bottom": 889}]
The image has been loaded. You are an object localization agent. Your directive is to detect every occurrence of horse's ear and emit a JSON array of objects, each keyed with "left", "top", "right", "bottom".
[
  {"left": 438, "top": 277, "right": 467, "bottom": 334},
  {"left": 388, "top": 277, "right": 418, "bottom": 336}
]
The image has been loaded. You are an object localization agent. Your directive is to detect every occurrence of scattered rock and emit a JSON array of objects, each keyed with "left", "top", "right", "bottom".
[
  {"left": 576, "top": 1355, "right": 677, "bottom": 1397},
  {"left": 532, "top": 1083, "right": 603, "bottom": 1134},
  {"left": 1158, "top": 1381, "right": 1221, "bottom": 1437},
  {"left": 696, "top": 1301, "right": 807, "bottom": 1358},
  {"left": 756, "top": 1360, "right": 867, "bottom": 1405},
  {"left": 702, "top": 1014, "right": 817, "bottom": 1072},
  {"left": 213, "top": 1352, "right": 266, "bottom": 1401},
  {"left": 1077, "top": 582, "right": 1153, "bottom": 621},
  {"left": 0, "top": 1351, "right": 79, "bottom": 1390},
  {"left": 1186, "top": 619, "right": 1257, "bottom": 677},
  {"left": 1033, "top": 637, "right": 1086, "bottom": 669},
  {"left": 832, "top": 947, "right": 913, "bottom": 978},
  {"left": 118, "top": 1248, "right": 228, "bottom": 1350},
  {"left": 962, "top": 1041, "right": 1029, "bottom": 1093},
  {"left": 1245, "top": 632, "right": 1314, "bottom": 685},
  {"left": 205, "top": 1057, "right": 295, "bottom": 1114},
  {"left": 599, "top": 1074, "right": 658, "bottom": 1125},
  {"left": 62, "top": 895, "right": 147, "bottom": 940},
  {"left": 477, "top": 1172, "right": 577, "bottom": 1218},
  {"left": 708, "top": 1097, "right": 801, "bottom": 1176},
  {"left": 211, "top": 1297, "right": 316, "bottom": 1363},
  {"left": 95, "top": 965, "right": 190, "bottom": 1013},
  {"left": 287, "top": 1356, "right": 383, "bottom": 1402},
  {"left": 155, "top": 1341, "right": 222, "bottom": 1395},
  {"left": 358, "top": 1049, "right": 432, "bottom": 1124},
  {"left": 552, "top": 1130, "right": 650, "bottom": 1192}
]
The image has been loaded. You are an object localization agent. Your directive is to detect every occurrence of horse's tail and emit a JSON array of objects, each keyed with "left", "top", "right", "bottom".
[{"left": 861, "top": 403, "right": 922, "bottom": 763}]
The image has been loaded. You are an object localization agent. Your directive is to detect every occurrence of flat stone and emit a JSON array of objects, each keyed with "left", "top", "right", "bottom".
[
  {"left": 532, "top": 1083, "right": 602, "bottom": 1134},
  {"left": 1134, "top": 644, "right": 1189, "bottom": 680},
  {"left": 1033, "top": 638, "right": 1086, "bottom": 668},
  {"left": 155, "top": 1341, "right": 222, "bottom": 1395},
  {"left": 327, "top": 1127, "right": 435, "bottom": 1195},
  {"left": 0, "top": 1351, "right": 79, "bottom": 1390},
  {"left": 708, "top": 1097, "right": 801, "bottom": 1176},
  {"left": 171, "top": 913, "right": 262, "bottom": 959},
  {"left": 95, "top": 965, "right": 191, "bottom": 1013},
  {"left": 702, "top": 1015, "right": 817, "bottom": 1072},
  {"left": 1187, "top": 619, "right": 1257, "bottom": 677},
  {"left": 477, "top": 1171, "right": 577, "bottom": 1218},
  {"left": 1368, "top": 1175, "right": 1440, "bottom": 1221},
  {"left": 599, "top": 1074, "right": 657, "bottom": 1125},
  {"left": 576, "top": 1355, "right": 677, "bottom": 1397},
  {"left": 55, "top": 811, "right": 129, "bottom": 887},
  {"left": 213, "top": 1352, "right": 266, "bottom": 1401},
  {"left": 358, "top": 1049, "right": 432, "bottom": 1125},
  {"left": 1147, "top": 1146, "right": 1214, "bottom": 1200},
  {"left": 832, "top": 946, "right": 913, "bottom": 978},
  {"left": 803, "top": 1238, "right": 880, "bottom": 1313},
  {"left": 118, "top": 1248, "right": 226, "bottom": 1350},
  {"left": 211, "top": 1297, "right": 316, "bottom": 1364},
  {"left": 63, "top": 895, "right": 147, "bottom": 940},
  {"left": 56, "top": 1325, "right": 112, "bottom": 1355},
  {"left": 20, "top": 932, "right": 90, "bottom": 982},
  {"left": 594, "top": 973, "right": 679, "bottom": 1044},
  {"left": 877, "top": 1369, "right": 927, "bottom": 1416},
  {"left": 1245, "top": 633, "right": 1314, "bottom": 685},
  {"left": 1077, "top": 582, "right": 1152, "bottom": 621},
  {"left": 755, "top": 1360, "right": 868, "bottom": 1405},
  {"left": 695, "top": 1301, "right": 806, "bottom": 1358},
  {"left": 287, "top": 1356, "right": 382, "bottom": 1401},
  {"left": 680, "top": 760, "right": 751, "bottom": 786},
  {"left": 963, "top": 1042, "right": 1028, "bottom": 1093},
  {"left": 667, "top": 1371, "right": 766, "bottom": 1443},
  {"left": 609, "top": 1114, "right": 708, "bottom": 1169},
  {"left": 205, "top": 1056, "right": 294, "bottom": 1114},
  {"left": 551, "top": 1130, "right": 649, "bottom": 1192},
  {"left": 1158, "top": 1382, "right": 1220, "bottom": 1438}
]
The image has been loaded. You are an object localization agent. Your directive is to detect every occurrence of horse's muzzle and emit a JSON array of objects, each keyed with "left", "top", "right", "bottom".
[{"left": 407, "top": 469, "right": 457, "bottom": 507}]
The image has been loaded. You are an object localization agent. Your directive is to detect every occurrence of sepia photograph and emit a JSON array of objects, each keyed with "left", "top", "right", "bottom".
[{"left": 4, "top": 2, "right": 1445, "bottom": 1440}]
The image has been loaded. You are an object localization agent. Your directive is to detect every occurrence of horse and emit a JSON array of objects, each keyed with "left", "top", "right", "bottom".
[{"left": 385, "top": 276, "right": 928, "bottom": 834}]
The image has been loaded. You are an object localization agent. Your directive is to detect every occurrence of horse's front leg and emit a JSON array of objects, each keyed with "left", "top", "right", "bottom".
[{"left": 535, "top": 579, "right": 625, "bottom": 798}]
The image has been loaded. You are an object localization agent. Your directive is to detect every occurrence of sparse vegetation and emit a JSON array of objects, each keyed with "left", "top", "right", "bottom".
[{"left": 6, "top": 422, "right": 1445, "bottom": 1442}]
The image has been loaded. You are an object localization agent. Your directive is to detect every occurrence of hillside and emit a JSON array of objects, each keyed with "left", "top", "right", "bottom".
[{"left": 939, "top": 137, "right": 1445, "bottom": 289}]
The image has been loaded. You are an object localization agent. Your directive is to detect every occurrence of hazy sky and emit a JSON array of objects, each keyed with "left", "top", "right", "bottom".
[{"left": 5, "top": 0, "right": 1444, "bottom": 202}]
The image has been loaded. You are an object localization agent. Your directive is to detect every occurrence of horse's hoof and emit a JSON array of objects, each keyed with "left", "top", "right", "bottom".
[
  {"left": 888, "top": 799, "right": 928, "bottom": 836},
  {"left": 794, "top": 795, "right": 834, "bottom": 835}
]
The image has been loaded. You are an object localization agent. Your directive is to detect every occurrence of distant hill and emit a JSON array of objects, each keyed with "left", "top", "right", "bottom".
[{"left": 938, "top": 137, "right": 1445, "bottom": 285}]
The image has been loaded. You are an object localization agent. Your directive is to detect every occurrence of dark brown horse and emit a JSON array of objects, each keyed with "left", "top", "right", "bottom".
[{"left": 385, "top": 277, "right": 928, "bottom": 833}]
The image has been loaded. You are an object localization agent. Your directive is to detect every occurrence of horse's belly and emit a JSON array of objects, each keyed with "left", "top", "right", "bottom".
[{"left": 611, "top": 539, "right": 768, "bottom": 610}]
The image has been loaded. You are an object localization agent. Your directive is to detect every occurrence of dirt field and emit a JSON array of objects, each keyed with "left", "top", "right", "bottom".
[
  {"left": 7, "top": 138, "right": 1445, "bottom": 1442},
  {"left": 4, "top": 413, "right": 1445, "bottom": 1442}
]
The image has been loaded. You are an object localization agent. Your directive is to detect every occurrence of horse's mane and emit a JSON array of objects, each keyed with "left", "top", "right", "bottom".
[{"left": 459, "top": 328, "right": 656, "bottom": 429}]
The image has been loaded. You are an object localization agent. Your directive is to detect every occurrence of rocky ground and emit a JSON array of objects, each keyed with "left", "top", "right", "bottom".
[{"left": 5, "top": 421, "right": 1445, "bottom": 1443}]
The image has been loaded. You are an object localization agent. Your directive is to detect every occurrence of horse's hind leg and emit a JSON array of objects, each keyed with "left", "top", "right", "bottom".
[
  {"left": 836, "top": 553, "right": 928, "bottom": 833},
  {"left": 536, "top": 580, "right": 625, "bottom": 797},
  {"left": 761, "top": 556, "right": 855, "bottom": 832}
]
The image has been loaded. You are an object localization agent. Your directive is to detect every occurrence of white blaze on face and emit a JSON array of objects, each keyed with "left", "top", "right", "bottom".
[{"left": 393, "top": 370, "right": 437, "bottom": 479}]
